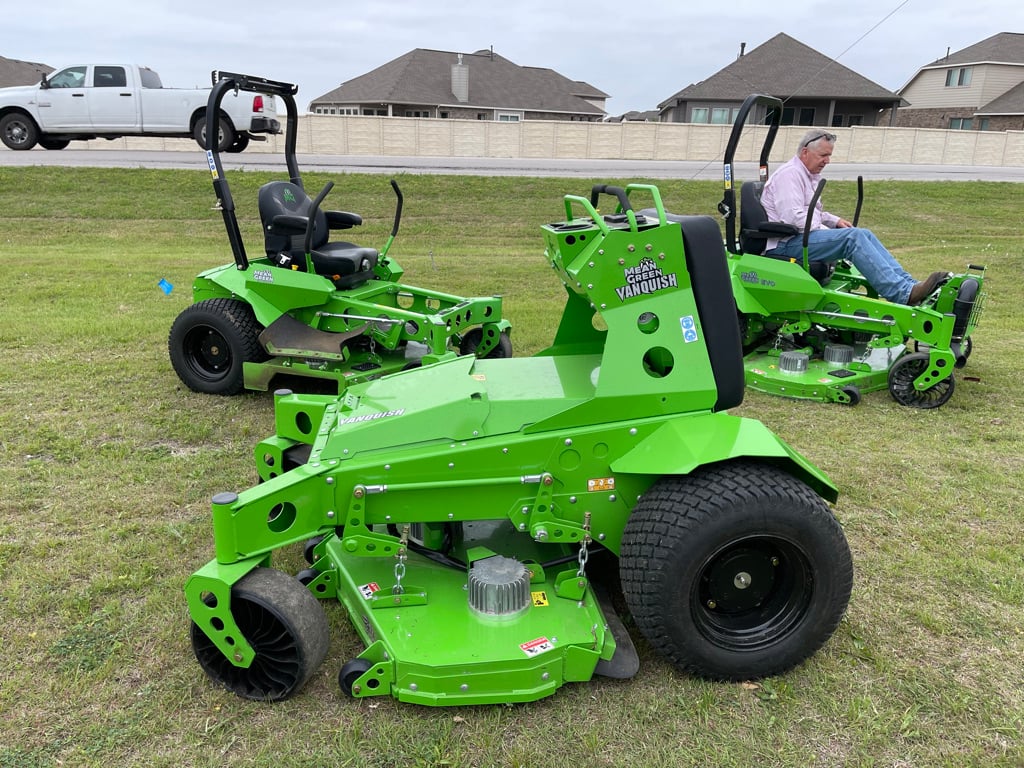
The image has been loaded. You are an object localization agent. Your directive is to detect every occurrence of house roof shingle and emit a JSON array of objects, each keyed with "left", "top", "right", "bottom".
[
  {"left": 311, "top": 48, "right": 607, "bottom": 115},
  {"left": 921, "top": 32, "right": 1024, "bottom": 69},
  {"left": 978, "top": 79, "right": 1024, "bottom": 114},
  {"left": 658, "top": 33, "right": 899, "bottom": 107},
  {"left": 0, "top": 55, "right": 52, "bottom": 88}
]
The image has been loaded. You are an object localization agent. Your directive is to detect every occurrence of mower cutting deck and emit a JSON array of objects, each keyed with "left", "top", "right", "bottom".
[{"left": 186, "top": 183, "right": 853, "bottom": 705}]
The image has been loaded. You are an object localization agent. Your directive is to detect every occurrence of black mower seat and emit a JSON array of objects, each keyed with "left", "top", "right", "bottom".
[
  {"left": 258, "top": 181, "right": 379, "bottom": 289},
  {"left": 739, "top": 181, "right": 833, "bottom": 285}
]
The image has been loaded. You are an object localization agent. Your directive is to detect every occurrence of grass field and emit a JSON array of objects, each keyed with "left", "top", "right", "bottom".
[{"left": 0, "top": 166, "right": 1022, "bottom": 768}]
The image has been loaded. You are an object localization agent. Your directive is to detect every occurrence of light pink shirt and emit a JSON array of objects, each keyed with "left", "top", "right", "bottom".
[{"left": 760, "top": 155, "right": 841, "bottom": 251}]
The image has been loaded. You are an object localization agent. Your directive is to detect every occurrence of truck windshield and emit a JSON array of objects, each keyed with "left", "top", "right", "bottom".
[{"left": 48, "top": 67, "right": 87, "bottom": 88}]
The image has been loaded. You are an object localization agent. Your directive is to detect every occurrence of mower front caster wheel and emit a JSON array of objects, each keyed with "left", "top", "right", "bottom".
[
  {"left": 887, "top": 352, "right": 955, "bottom": 409},
  {"left": 169, "top": 298, "right": 268, "bottom": 395},
  {"left": 459, "top": 327, "right": 513, "bottom": 359},
  {"left": 620, "top": 462, "right": 852, "bottom": 681},
  {"left": 190, "top": 568, "right": 329, "bottom": 701}
]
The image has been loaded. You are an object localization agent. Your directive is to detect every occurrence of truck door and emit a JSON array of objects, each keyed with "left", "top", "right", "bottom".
[
  {"left": 88, "top": 66, "right": 141, "bottom": 130},
  {"left": 36, "top": 66, "right": 91, "bottom": 130}
]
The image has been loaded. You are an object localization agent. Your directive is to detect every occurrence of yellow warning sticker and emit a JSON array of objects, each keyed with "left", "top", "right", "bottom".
[
  {"left": 531, "top": 591, "right": 549, "bottom": 607},
  {"left": 587, "top": 477, "right": 615, "bottom": 492}
]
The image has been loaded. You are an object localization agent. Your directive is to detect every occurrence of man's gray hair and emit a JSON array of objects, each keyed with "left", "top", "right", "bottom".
[{"left": 798, "top": 129, "right": 837, "bottom": 152}]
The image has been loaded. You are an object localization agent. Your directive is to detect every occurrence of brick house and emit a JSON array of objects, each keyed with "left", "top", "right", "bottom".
[
  {"left": 885, "top": 32, "right": 1024, "bottom": 131},
  {"left": 309, "top": 48, "right": 607, "bottom": 122},
  {"left": 656, "top": 33, "right": 902, "bottom": 128}
]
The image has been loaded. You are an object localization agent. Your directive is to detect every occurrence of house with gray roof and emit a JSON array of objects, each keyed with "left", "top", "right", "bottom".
[
  {"left": 657, "top": 33, "right": 901, "bottom": 128},
  {"left": 889, "top": 32, "right": 1024, "bottom": 131},
  {"left": 309, "top": 48, "right": 607, "bottom": 122},
  {"left": 0, "top": 55, "right": 52, "bottom": 88}
]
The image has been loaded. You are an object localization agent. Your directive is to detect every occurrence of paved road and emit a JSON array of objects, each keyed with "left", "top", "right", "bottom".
[{"left": 3, "top": 148, "right": 1024, "bottom": 182}]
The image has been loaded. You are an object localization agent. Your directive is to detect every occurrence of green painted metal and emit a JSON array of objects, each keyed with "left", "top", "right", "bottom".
[{"left": 187, "top": 181, "right": 843, "bottom": 705}]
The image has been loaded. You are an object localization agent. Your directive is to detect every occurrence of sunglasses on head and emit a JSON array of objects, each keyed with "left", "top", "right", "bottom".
[{"left": 802, "top": 132, "right": 837, "bottom": 148}]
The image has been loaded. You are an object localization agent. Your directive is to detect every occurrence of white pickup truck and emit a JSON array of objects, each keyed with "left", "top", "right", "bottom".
[{"left": 0, "top": 64, "right": 279, "bottom": 152}]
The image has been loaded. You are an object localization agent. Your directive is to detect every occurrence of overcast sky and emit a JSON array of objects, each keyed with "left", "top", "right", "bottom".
[{"left": 2, "top": 0, "right": 1016, "bottom": 114}]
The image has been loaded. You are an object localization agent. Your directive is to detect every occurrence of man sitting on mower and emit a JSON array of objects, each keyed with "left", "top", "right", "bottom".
[{"left": 760, "top": 129, "right": 948, "bottom": 305}]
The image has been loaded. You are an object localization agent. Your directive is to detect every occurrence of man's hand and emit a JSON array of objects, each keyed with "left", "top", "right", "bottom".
[{"left": 835, "top": 218, "right": 853, "bottom": 228}]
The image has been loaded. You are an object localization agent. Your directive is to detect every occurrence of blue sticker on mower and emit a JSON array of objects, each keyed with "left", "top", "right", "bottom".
[{"left": 680, "top": 315, "right": 698, "bottom": 343}]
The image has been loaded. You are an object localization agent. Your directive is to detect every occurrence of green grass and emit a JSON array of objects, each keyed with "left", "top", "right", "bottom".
[{"left": 1, "top": 167, "right": 1022, "bottom": 767}]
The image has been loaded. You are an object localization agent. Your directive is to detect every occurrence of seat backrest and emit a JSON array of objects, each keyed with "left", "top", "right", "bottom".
[
  {"left": 676, "top": 215, "right": 745, "bottom": 412},
  {"left": 257, "top": 181, "right": 329, "bottom": 259},
  {"left": 739, "top": 181, "right": 768, "bottom": 255}
]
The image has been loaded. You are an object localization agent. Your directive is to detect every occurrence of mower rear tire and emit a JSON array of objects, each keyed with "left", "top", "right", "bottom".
[
  {"left": 190, "top": 567, "right": 329, "bottom": 701},
  {"left": 620, "top": 462, "right": 852, "bottom": 681},
  {"left": 169, "top": 298, "right": 267, "bottom": 395}
]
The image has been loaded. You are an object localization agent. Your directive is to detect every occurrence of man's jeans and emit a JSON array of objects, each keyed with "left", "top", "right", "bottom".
[{"left": 767, "top": 227, "right": 916, "bottom": 304}]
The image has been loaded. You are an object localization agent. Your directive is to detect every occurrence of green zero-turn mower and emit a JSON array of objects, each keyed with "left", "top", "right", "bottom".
[
  {"left": 714, "top": 94, "right": 984, "bottom": 408},
  {"left": 185, "top": 183, "right": 854, "bottom": 705},
  {"left": 168, "top": 72, "right": 511, "bottom": 396}
]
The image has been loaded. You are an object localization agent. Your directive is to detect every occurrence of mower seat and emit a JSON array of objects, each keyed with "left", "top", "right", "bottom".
[
  {"left": 740, "top": 181, "right": 833, "bottom": 285},
  {"left": 258, "top": 181, "right": 379, "bottom": 289}
]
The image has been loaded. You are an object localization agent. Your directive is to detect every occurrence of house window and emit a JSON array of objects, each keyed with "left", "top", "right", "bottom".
[
  {"left": 440, "top": 111, "right": 449, "bottom": 119},
  {"left": 945, "top": 67, "right": 973, "bottom": 87},
  {"left": 799, "top": 108, "right": 815, "bottom": 126},
  {"left": 949, "top": 117, "right": 973, "bottom": 130},
  {"left": 710, "top": 108, "right": 730, "bottom": 124},
  {"left": 691, "top": 108, "right": 709, "bottom": 123},
  {"left": 404, "top": 110, "right": 429, "bottom": 117},
  {"left": 847, "top": 115, "right": 863, "bottom": 126},
  {"left": 979, "top": 118, "right": 990, "bottom": 131},
  {"left": 497, "top": 112, "right": 521, "bottom": 122},
  {"left": 831, "top": 114, "right": 844, "bottom": 127}
]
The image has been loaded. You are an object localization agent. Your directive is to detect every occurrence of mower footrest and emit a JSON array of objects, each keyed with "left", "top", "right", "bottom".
[{"left": 260, "top": 313, "right": 367, "bottom": 360}]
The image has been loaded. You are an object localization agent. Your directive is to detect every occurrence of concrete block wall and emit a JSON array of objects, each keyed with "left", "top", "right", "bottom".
[{"left": 65, "top": 115, "right": 1024, "bottom": 167}]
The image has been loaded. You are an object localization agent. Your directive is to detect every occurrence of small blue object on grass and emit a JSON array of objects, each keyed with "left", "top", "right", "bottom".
[{"left": 159, "top": 279, "right": 174, "bottom": 295}]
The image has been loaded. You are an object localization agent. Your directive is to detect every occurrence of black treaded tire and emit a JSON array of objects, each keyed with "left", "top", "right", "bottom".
[
  {"left": 190, "top": 567, "right": 330, "bottom": 701},
  {"left": 193, "top": 114, "right": 235, "bottom": 152},
  {"left": 620, "top": 462, "right": 852, "bottom": 681},
  {"left": 168, "top": 298, "right": 268, "bottom": 395},
  {"left": 0, "top": 112, "right": 39, "bottom": 150}
]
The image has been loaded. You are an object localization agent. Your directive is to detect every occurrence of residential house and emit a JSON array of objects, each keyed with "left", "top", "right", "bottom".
[
  {"left": 309, "top": 48, "right": 607, "bottom": 122},
  {"left": 886, "top": 32, "right": 1024, "bottom": 131},
  {"left": 0, "top": 55, "right": 52, "bottom": 88},
  {"left": 657, "top": 33, "right": 902, "bottom": 128}
]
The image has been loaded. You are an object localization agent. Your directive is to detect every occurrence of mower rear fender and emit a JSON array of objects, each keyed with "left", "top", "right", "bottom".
[
  {"left": 191, "top": 264, "right": 334, "bottom": 327},
  {"left": 610, "top": 413, "right": 838, "bottom": 503}
]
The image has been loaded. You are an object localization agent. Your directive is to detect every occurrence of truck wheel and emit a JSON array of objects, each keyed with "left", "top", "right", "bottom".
[
  {"left": 620, "top": 462, "right": 852, "bottom": 681},
  {"left": 168, "top": 298, "right": 267, "bottom": 395},
  {"left": 190, "top": 567, "right": 329, "bottom": 701},
  {"left": 0, "top": 112, "right": 39, "bottom": 150},
  {"left": 226, "top": 133, "right": 250, "bottom": 153},
  {"left": 193, "top": 114, "right": 235, "bottom": 152}
]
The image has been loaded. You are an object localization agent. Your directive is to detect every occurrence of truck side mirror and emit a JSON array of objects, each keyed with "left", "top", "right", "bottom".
[{"left": 39, "top": 73, "right": 49, "bottom": 90}]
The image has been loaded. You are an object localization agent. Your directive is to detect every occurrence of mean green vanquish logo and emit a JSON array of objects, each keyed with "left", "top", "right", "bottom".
[
  {"left": 283, "top": 189, "right": 297, "bottom": 203},
  {"left": 615, "top": 257, "right": 678, "bottom": 301}
]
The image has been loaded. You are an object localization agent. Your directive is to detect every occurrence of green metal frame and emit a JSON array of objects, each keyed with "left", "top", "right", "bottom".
[{"left": 186, "top": 182, "right": 838, "bottom": 705}]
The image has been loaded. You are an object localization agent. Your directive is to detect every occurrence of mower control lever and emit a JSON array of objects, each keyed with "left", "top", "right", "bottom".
[{"left": 303, "top": 181, "right": 335, "bottom": 257}]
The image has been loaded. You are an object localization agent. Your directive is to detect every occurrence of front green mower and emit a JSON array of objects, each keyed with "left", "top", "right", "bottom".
[
  {"left": 185, "top": 184, "right": 853, "bottom": 705},
  {"left": 168, "top": 72, "right": 510, "bottom": 396}
]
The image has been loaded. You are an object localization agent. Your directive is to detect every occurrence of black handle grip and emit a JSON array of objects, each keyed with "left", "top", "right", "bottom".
[{"left": 304, "top": 181, "right": 334, "bottom": 255}]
